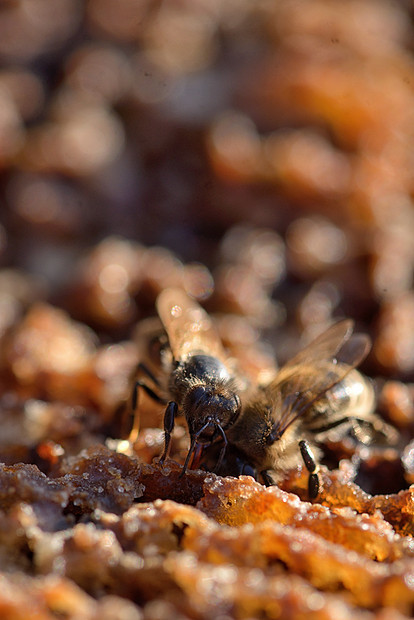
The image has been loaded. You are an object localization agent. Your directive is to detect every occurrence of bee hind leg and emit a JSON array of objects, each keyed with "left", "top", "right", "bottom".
[
  {"left": 299, "top": 440, "right": 319, "bottom": 500},
  {"left": 125, "top": 362, "right": 166, "bottom": 442},
  {"left": 127, "top": 380, "right": 166, "bottom": 443}
]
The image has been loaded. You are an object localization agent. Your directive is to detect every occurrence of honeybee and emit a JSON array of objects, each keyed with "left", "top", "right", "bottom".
[
  {"left": 130, "top": 288, "right": 247, "bottom": 472},
  {"left": 220, "top": 320, "right": 395, "bottom": 498}
]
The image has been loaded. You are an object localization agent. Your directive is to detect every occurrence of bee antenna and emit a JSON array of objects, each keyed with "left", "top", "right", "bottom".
[{"left": 180, "top": 418, "right": 212, "bottom": 477}]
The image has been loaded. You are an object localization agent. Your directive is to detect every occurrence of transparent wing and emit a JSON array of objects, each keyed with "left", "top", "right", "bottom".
[
  {"left": 281, "top": 320, "right": 354, "bottom": 370},
  {"left": 156, "top": 288, "right": 227, "bottom": 361},
  {"left": 265, "top": 320, "right": 372, "bottom": 438}
]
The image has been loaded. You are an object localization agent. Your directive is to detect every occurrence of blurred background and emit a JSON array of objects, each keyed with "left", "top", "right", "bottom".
[{"left": 0, "top": 0, "right": 413, "bottom": 380}]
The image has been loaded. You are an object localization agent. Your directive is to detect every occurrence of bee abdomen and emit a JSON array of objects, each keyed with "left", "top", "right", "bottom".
[
  {"left": 328, "top": 370, "right": 375, "bottom": 418},
  {"left": 305, "top": 371, "right": 376, "bottom": 436}
]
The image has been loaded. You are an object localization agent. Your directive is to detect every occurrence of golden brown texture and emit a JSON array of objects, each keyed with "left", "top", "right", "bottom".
[{"left": 0, "top": 0, "right": 414, "bottom": 618}]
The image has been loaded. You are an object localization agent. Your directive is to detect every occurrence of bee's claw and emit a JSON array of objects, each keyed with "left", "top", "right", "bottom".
[{"left": 308, "top": 472, "right": 320, "bottom": 499}]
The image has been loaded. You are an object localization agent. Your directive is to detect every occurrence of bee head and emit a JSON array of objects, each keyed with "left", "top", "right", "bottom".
[{"left": 184, "top": 384, "right": 241, "bottom": 443}]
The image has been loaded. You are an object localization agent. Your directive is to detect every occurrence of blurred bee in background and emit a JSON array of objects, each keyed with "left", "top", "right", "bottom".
[
  {"left": 219, "top": 320, "right": 396, "bottom": 498},
  {"left": 129, "top": 288, "right": 248, "bottom": 473}
]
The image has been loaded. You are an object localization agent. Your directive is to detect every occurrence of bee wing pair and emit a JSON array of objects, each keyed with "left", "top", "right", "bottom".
[
  {"left": 280, "top": 320, "right": 370, "bottom": 371},
  {"left": 264, "top": 320, "right": 371, "bottom": 440},
  {"left": 157, "top": 288, "right": 228, "bottom": 363}
]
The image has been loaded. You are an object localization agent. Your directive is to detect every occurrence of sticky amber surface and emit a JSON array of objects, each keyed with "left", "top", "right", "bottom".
[{"left": 0, "top": 0, "right": 414, "bottom": 618}]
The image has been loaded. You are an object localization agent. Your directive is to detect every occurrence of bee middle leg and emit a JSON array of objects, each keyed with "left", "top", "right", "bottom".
[
  {"left": 299, "top": 439, "right": 319, "bottom": 500},
  {"left": 127, "top": 362, "right": 167, "bottom": 442}
]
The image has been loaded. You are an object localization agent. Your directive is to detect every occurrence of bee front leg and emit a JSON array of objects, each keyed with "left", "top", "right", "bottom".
[
  {"left": 299, "top": 440, "right": 319, "bottom": 500},
  {"left": 159, "top": 401, "right": 178, "bottom": 465},
  {"left": 128, "top": 380, "right": 166, "bottom": 443}
]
